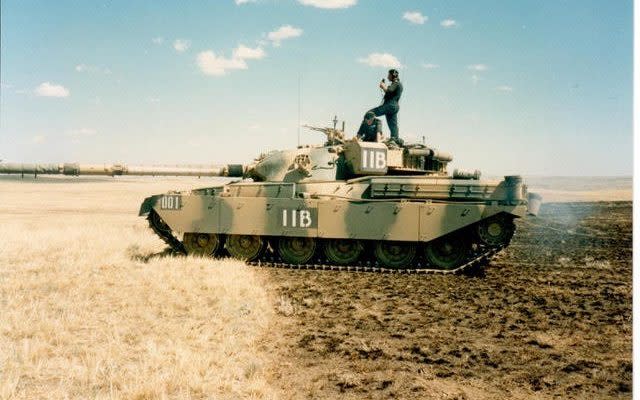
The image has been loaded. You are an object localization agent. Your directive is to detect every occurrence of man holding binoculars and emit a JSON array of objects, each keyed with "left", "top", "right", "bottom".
[{"left": 358, "top": 68, "right": 403, "bottom": 145}]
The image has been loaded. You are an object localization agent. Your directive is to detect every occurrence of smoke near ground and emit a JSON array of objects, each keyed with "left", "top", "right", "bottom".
[{"left": 523, "top": 176, "right": 631, "bottom": 203}]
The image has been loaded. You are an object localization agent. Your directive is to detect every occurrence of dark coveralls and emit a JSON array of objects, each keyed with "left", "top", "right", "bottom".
[
  {"left": 356, "top": 117, "right": 382, "bottom": 142},
  {"left": 368, "top": 80, "right": 403, "bottom": 141}
]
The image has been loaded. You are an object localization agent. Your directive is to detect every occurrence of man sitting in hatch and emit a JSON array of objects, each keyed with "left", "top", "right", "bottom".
[{"left": 356, "top": 111, "right": 383, "bottom": 142}]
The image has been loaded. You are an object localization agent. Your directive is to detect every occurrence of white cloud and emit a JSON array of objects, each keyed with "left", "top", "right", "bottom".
[
  {"left": 467, "top": 64, "right": 488, "bottom": 71},
  {"left": 403, "top": 11, "right": 427, "bottom": 25},
  {"left": 32, "top": 135, "right": 46, "bottom": 144},
  {"left": 233, "top": 45, "right": 266, "bottom": 60},
  {"left": 152, "top": 37, "right": 164, "bottom": 45},
  {"left": 297, "top": 0, "right": 356, "bottom": 8},
  {"left": 496, "top": 85, "right": 514, "bottom": 92},
  {"left": 358, "top": 53, "right": 403, "bottom": 69},
  {"left": 197, "top": 51, "right": 248, "bottom": 76},
  {"left": 173, "top": 39, "right": 191, "bottom": 53},
  {"left": 267, "top": 25, "right": 303, "bottom": 46},
  {"left": 197, "top": 43, "right": 268, "bottom": 77},
  {"left": 422, "top": 63, "right": 439, "bottom": 69},
  {"left": 75, "top": 64, "right": 111, "bottom": 74},
  {"left": 35, "top": 82, "right": 70, "bottom": 98},
  {"left": 235, "top": 0, "right": 257, "bottom": 4},
  {"left": 147, "top": 97, "right": 161, "bottom": 103},
  {"left": 441, "top": 19, "right": 458, "bottom": 28},
  {"left": 471, "top": 74, "right": 480, "bottom": 85},
  {"left": 1, "top": 82, "right": 12, "bottom": 89},
  {"left": 66, "top": 128, "right": 97, "bottom": 138}
]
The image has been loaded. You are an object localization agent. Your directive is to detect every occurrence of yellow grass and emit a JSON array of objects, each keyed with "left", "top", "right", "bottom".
[{"left": 0, "top": 177, "right": 278, "bottom": 399}]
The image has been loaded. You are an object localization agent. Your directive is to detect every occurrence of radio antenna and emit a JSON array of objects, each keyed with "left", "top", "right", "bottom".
[{"left": 297, "top": 74, "right": 302, "bottom": 147}]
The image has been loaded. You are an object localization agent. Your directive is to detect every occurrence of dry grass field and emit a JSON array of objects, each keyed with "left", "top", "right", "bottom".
[
  {"left": 0, "top": 176, "right": 632, "bottom": 399},
  {"left": 0, "top": 177, "right": 278, "bottom": 399}
]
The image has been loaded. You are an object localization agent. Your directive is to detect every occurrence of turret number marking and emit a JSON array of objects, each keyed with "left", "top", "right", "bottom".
[
  {"left": 281, "top": 208, "right": 316, "bottom": 228},
  {"left": 160, "top": 195, "right": 181, "bottom": 210},
  {"left": 361, "top": 149, "right": 387, "bottom": 171}
]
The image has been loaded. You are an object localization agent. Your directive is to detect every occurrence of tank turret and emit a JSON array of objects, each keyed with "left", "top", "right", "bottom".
[
  {"left": 0, "top": 126, "right": 455, "bottom": 182},
  {"left": 243, "top": 125, "right": 455, "bottom": 182}
]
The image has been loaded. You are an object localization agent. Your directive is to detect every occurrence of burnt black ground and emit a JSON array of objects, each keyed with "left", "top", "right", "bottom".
[{"left": 261, "top": 202, "right": 632, "bottom": 399}]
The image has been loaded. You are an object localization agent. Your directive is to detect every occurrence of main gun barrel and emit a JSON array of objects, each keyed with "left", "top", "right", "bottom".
[{"left": 0, "top": 162, "right": 245, "bottom": 177}]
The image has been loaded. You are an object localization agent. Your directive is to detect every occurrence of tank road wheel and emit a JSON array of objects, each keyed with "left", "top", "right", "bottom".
[
  {"left": 324, "top": 239, "right": 363, "bottom": 265},
  {"left": 476, "top": 214, "right": 516, "bottom": 247},
  {"left": 278, "top": 237, "right": 316, "bottom": 264},
  {"left": 183, "top": 233, "right": 221, "bottom": 257},
  {"left": 226, "top": 235, "right": 266, "bottom": 261},
  {"left": 375, "top": 242, "right": 417, "bottom": 269},
  {"left": 424, "top": 234, "right": 470, "bottom": 270}
]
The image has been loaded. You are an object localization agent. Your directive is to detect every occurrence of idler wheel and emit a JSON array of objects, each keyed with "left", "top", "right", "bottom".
[
  {"left": 324, "top": 239, "right": 363, "bottom": 265},
  {"left": 226, "top": 235, "right": 265, "bottom": 261},
  {"left": 424, "top": 233, "right": 470, "bottom": 270},
  {"left": 278, "top": 237, "right": 316, "bottom": 264},
  {"left": 183, "top": 233, "right": 221, "bottom": 257},
  {"left": 476, "top": 214, "right": 515, "bottom": 247},
  {"left": 375, "top": 241, "right": 416, "bottom": 269}
]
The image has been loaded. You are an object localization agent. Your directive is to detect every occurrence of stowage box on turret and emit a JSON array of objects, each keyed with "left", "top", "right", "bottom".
[{"left": 0, "top": 125, "right": 538, "bottom": 272}]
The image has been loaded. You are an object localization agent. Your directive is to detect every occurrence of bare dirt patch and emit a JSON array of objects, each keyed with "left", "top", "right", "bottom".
[{"left": 261, "top": 202, "right": 632, "bottom": 399}]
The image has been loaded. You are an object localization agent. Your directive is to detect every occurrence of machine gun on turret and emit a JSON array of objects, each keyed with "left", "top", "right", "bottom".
[{"left": 302, "top": 124, "right": 346, "bottom": 146}]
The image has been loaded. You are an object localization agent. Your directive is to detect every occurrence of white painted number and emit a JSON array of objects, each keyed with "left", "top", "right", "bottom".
[
  {"left": 361, "top": 149, "right": 387, "bottom": 170},
  {"left": 282, "top": 209, "right": 313, "bottom": 228},
  {"left": 376, "top": 151, "right": 386, "bottom": 169},
  {"left": 160, "top": 195, "right": 181, "bottom": 210},
  {"left": 300, "top": 210, "right": 312, "bottom": 227}
]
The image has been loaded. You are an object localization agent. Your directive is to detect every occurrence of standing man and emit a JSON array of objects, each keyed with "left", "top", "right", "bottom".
[
  {"left": 356, "top": 111, "right": 383, "bottom": 142},
  {"left": 364, "top": 69, "right": 403, "bottom": 145}
]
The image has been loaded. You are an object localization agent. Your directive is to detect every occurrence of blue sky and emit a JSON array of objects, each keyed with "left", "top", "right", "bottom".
[{"left": 0, "top": 0, "right": 633, "bottom": 176}]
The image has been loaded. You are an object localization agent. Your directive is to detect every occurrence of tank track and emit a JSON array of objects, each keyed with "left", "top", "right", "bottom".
[
  {"left": 247, "top": 246, "right": 503, "bottom": 275},
  {"left": 147, "top": 212, "right": 509, "bottom": 275}
]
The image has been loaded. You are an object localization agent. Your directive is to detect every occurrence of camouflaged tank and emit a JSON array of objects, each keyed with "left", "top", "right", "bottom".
[{"left": 0, "top": 125, "right": 538, "bottom": 272}]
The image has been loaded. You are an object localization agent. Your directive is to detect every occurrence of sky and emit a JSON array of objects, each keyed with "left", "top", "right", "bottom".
[{"left": 0, "top": 0, "right": 633, "bottom": 176}]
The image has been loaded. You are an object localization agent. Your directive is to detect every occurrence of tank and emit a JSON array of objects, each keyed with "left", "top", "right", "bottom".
[{"left": 0, "top": 125, "right": 539, "bottom": 272}]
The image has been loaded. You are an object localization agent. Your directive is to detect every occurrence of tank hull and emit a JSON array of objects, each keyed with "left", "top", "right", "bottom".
[
  {"left": 143, "top": 193, "right": 526, "bottom": 242},
  {"left": 140, "top": 176, "right": 529, "bottom": 270}
]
